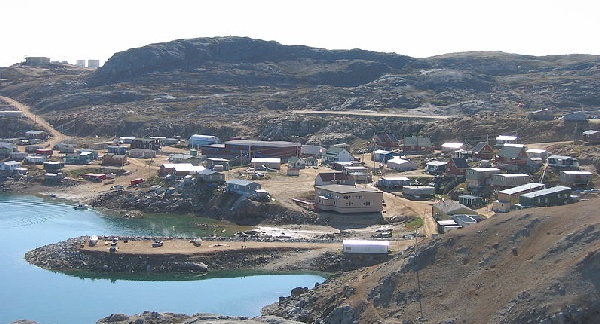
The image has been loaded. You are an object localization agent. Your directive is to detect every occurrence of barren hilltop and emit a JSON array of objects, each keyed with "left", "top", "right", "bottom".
[{"left": 1, "top": 36, "right": 600, "bottom": 146}]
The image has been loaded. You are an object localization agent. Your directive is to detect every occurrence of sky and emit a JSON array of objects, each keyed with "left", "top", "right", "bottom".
[{"left": 1, "top": 0, "right": 599, "bottom": 67}]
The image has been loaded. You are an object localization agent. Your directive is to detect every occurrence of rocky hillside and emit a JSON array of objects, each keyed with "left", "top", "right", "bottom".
[
  {"left": 263, "top": 196, "right": 600, "bottom": 323},
  {"left": 1, "top": 37, "right": 599, "bottom": 147}
]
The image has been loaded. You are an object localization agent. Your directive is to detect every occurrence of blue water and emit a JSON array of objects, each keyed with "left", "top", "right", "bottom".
[{"left": 0, "top": 195, "right": 325, "bottom": 324}]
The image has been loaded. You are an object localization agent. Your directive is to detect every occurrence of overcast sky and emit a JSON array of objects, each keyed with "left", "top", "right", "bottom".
[{"left": 1, "top": 0, "right": 598, "bottom": 67}]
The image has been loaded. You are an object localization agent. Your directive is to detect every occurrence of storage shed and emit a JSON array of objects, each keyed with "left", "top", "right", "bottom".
[
  {"left": 559, "top": 170, "right": 593, "bottom": 186},
  {"left": 342, "top": 240, "right": 389, "bottom": 254},
  {"left": 519, "top": 186, "right": 572, "bottom": 207}
]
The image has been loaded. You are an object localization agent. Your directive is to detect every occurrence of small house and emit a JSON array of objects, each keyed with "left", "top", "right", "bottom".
[
  {"left": 314, "top": 184, "right": 383, "bottom": 214},
  {"left": 188, "top": 134, "right": 221, "bottom": 148},
  {"left": 330, "top": 161, "right": 360, "bottom": 171},
  {"left": 371, "top": 149, "right": 394, "bottom": 163},
  {"left": 226, "top": 179, "right": 261, "bottom": 194},
  {"left": 432, "top": 200, "right": 477, "bottom": 220},
  {"left": 495, "top": 135, "right": 518, "bottom": 147},
  {"left": 0, "top": 161, "right": 22, "bottom": 172},
  {"left": 54, "top": 143, "right": 77, "bottom": 154},
  {"left": 25, "top": 130, "right": 47, "bottom": 139},
  {"left": 458, "top": 194, "right": 485, "bottom": 208},
  {"left": 387, "top": 157, "right": 418, "bottom": 172},
  {"left": 525, "top": 149, "right": 549, "bottom": 161},
  {"left": 547, "top": 155, "right": 579, "bottom": 169},
  {"left": 376, "top": 176, "right": 411, "bottom": 189},
  {"left": 425, "top": 161, "right": 448, "bottom": 175},
  {"left": 24, "top": 155, "right": 47, "bottom": 164},
  {"left": 128, "top": 149, "right": 157, "bottom": 158},
  {"left": 370, "top": 133, "right": 399, "bottom": 150},
  {"left": 402, "top": 186, "right": 435, "bottom": 200},
  {"left": 83, "top": 173, "right": 107, "bottom": 182},
  {"left": 35, "top": 148, "right": 53, "bottom": 156},
  {"left": 287, "top": 157, "right": 307, "bottom": 169},
  {"left": 43, "top": 161, "right": 63, "bottom": 172},
  {"left": 315, "top": 172, "right": 356, "bottom": 186},
  {"left": 25, "top": 145, "right": 41, "bottom": 153},
  {"left": 102, "top": 154, "right": 128, "bottom": 166},
  {"left": 437, "top": 219, "right": 461, "bottom": 233},
  {"left": 465, "top": 167, "right": 501, "bottom": 189},
  {"left": 9, "top": 151, "right": 27, "bottom": 161},
  {"left": 495, "top": 144, "right": 529, "bottom": 169},
  {"left": 402, "top": 136, "right": 433, "bottom": 153},
  {"left": 160, "top": 163, "right": 206, "bottom": 177},
  {"left": 300, "top": 145, "right": 325, "bottom": 157},
  {"left": 471, "top": 142, "right": 495, "bottom": 160},
  {"left": 492, "top": 173, "right": 530, "bottom": 188},
  {"left": 107, "top": 145, "right": 128, "bottom": 155},
  {"left": 196, "top": 169, "right": 225, "bottom": 183},
  {"left": 206, "top": 157, "right": 230, "bottom": 171},
  {"left": 130, "top": 138, "right": 161, "bottom": 150},
  {"left": 452, "top": 214, "right": 479, "bottom": 228},
  {"left": 559, "top": 170, "right": 593, "bottom": 187},
  {"left": 494, "top": 183, "right": 546, "bottom": 212},
  {"left": 168, "top": 153, "right": 197, "bottom": 164},
  {"left": 343, "top": 166, "right": 371, "bottom": 183},
  {"left": 342, "top": 240, "right": 389, "bottom": 254},
  {"left": 441, "top": 142, "right": 464, "bottom": 154},
  {"left": 447, "top": 157, "right": 469, "bottom": 176},
  {"left": 64, "top": 153, "right": 91, "bottom": 165},
  {"left": 89, "top": 142, "right": 112, "bottom": 150},
  {"left": 0, "top": 142, "right": 16, "bottom": 158},
  {"left": 78, "top": 150, "right": 99, "bottom": 160},
  {"left": 324, "top": 147, "right": 353, "bottom": 163},
  {"left": 251, "top": 157, "right": 281, "bottom": 170},
  {"left": 519, "top": 186, "right": 573, "bottom": 207},
  {"left": 583, "top": 130, "right": 600, "bottom": 144}
]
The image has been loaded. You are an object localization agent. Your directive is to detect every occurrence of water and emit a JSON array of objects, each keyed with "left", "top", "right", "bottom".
[{"left": 0, "top": 195, "right": 325, "bottom": 324}]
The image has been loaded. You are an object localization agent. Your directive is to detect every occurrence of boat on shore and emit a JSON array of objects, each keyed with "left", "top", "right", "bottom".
[{"left": 73, "top": 204, "right": 89, "bottom": 210}]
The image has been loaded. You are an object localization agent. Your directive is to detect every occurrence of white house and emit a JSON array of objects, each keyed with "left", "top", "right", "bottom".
[
  {"left": 441, "top": 142, "right": 464, "bottom": 153},
  {"left": 188, "top": 134, "right": 221, "bottom": 147},
  {"left": 495, "top": 135, "right": 518, "bottom": 146},
  {"left": 251, "top": 157, "right": 281, "bottom": 170},
  {"left": 342, "top": 240, "right": 389, "bottom": 254},
  {"left": 0, "top": 161, "right": 22, "bottom": 171},
  {"left": 324, "top": 147, "right": 353, "bottom": 163},
  {"left": 386, "top": 157, "right": 418, "bottom": 172}
]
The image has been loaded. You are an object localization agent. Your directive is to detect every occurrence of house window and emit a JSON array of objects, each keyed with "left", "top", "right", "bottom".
[
  {"left": 364, "top": 201, "right": 371, "bottom": 206},
  {"left": 356, "top": 194, "right": 363, "bottom": 199},
  {"left": 343, "top": 195, "right": 350, "bottom": 200}
]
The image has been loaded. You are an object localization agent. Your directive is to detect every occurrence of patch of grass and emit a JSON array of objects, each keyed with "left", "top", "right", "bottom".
[{"left": 405, "top": 217, "right": 424, "bottom": 231}]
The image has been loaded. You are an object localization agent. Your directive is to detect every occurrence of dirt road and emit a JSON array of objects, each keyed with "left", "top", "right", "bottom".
[{"left": 0, "top": 96, "right": 67, "bottom": 149}]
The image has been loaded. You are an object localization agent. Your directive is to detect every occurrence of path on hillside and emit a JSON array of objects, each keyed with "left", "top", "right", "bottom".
[
  {"left": 292, "top": 109, "right": 455, "bottom": 120},
  {"left": 0, "top": 96, "right": 67, "bottom": 148}
]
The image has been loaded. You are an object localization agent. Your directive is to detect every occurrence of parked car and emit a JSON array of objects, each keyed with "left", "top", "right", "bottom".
[{"left": 152, "top": 240, "right": 163, "bottom": 248}]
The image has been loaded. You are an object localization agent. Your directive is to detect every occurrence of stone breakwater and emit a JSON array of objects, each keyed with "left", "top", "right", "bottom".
[
  {"left": 24, "top": 236, "right": 394, "bottom": 275},
  {"left": 24, "top": 236, "right": 316, "bottom": 274}
]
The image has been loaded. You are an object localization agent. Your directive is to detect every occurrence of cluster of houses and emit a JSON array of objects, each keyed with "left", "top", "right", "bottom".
[{"left": 1, "top": 130, "right": 597, "bottom": 226}]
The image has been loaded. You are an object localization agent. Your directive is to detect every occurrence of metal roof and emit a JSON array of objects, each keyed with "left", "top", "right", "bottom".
[{"left": 521, "top": 186, "right": 572, "bottom": 198}]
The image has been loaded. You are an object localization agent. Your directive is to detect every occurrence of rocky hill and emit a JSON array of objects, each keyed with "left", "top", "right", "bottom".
[
  {"left": 1, "top": 37, "right": 599, "bottom": 147},
  {"left": 263, "top": 196, "right": 600, "bottom": 323}
]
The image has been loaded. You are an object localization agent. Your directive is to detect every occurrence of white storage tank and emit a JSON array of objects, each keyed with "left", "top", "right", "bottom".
[{"left": 342, "top": 239, "right": 389, "bottom": 254}]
